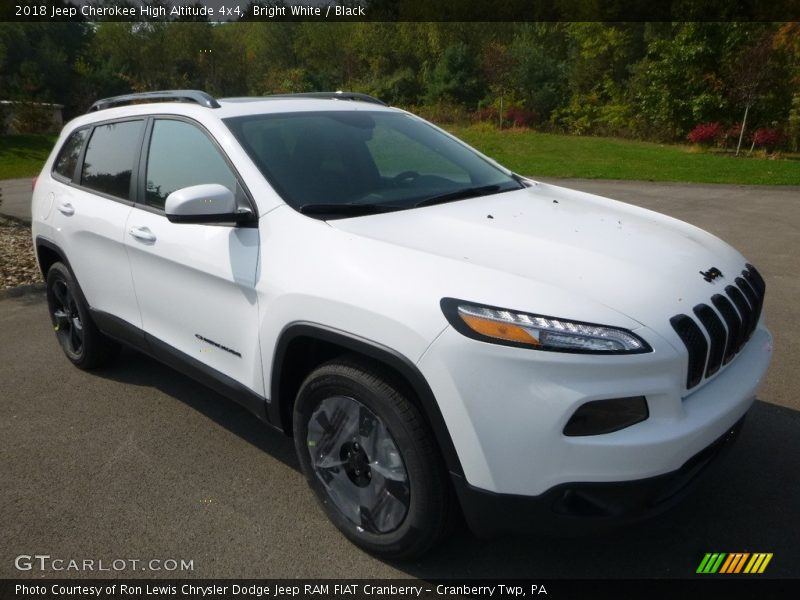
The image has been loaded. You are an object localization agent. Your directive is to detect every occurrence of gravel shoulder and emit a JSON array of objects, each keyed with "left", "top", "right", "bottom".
[{"left": 0, "top": 215, "right": 40, "bottom": 290}]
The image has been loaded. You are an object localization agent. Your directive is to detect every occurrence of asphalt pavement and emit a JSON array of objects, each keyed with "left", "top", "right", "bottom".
[
  {"left": 0, "top": 178, "right": 33, "bottom": 222},
  {"left": 1, "top": 178, "right": 799, "bottom": 578}
]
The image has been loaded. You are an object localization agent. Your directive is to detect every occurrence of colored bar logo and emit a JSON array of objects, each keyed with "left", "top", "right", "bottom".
[{"left": 697, "top": 552, "right": 773, "bottom": 574}]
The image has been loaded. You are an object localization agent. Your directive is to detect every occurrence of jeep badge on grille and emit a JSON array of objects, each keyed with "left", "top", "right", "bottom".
[{"left": 700, "top": 267, "right": 723, "bottom": 282}]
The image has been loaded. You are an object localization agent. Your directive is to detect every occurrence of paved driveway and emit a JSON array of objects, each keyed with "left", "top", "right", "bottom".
[
  {"left": 1, "top": 178, "right": 798, "bottom": 578},
  {"left": 0, "top": 178, "right": 32, "bottom": 222}
]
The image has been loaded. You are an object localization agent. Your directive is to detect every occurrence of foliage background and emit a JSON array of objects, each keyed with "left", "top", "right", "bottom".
[{"left": 0, "top": 21, "right": 798, "bottom": 148}]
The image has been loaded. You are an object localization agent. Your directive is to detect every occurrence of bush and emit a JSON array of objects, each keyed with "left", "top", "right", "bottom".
[
  {"left": 720, "top": 124, "right": 744, "bottom": 149},
  {"left": 472, "top": 106, "right": 538, "bottom": 128},
  {"left": 687, "top": 122, "right": 722, "bottom": 146},
  {"left": 752, "top": 128, "right": 784, "bottom": 151},
  {"left": 403, "top": 102, "right": 470, "bottom": 125},
  {"left": 504, "top": 107, "right": 538, "bottom": 128},
  {"left": 371, "top": 69, "right": 422, "bottom": 106},
  {"left": 473, "top": 106, "right": 498, "bottom": 124}
]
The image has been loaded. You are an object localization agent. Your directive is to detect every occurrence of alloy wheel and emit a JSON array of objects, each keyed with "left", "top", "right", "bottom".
[
  {"left": 307, "top": 395, "right": 410, "bottom": 534},
  {"left": 51, "top": 278, "right": 84, "bottom": 357}
]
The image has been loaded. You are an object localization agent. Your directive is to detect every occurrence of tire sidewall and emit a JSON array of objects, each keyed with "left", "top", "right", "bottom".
[
  {"left": 293, "top": 364, "right": 441, "bottom": 557},
  {"left": 46, "top": 262, "right": 87, "bottom": 364}
]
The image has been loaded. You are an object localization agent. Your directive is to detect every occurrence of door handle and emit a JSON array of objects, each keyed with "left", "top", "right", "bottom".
[
  {"left": 57, "top": 201, "right": 74, "bottom": 216},
  {"left": 128, "top": 226, "right": 157, "bottom": 243}
]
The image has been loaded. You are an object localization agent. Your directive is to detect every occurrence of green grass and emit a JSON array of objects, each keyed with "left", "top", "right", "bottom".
[
  {"left": 447, "top": 125, "right": 800, "bottom": 186},
  {"left": 1, "top": 129, "right": 798, "bottom": 185},
  {"left": 0, "top": 134, "right": 57, "bottom": 180}
]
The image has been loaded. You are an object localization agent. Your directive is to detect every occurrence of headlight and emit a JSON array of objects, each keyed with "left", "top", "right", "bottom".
[{"left": 441, "top": 298, "right": 651, "bottom": 354}]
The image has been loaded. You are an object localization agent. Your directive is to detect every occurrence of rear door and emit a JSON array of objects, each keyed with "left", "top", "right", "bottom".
[
  {"left": 49, "top": 119, "right": 144, "bottom": 330},
  {"left": 124, "top": 117, "right": 263, "bottom": 395}
]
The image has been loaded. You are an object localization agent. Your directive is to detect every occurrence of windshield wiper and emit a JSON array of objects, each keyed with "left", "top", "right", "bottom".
[
  {"left": 413, "top": 184, "right": 505, "bottom": 208},
  {"left": 298, "top": 203, "right": 406, "bottom": 216}
]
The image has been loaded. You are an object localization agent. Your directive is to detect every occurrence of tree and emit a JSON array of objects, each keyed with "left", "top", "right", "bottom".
[
  {"left": 727, "top": 33, "right": 775, "bottom": 155},
  {"left": 425, "top": 43, "right": 484, "bottom": 106},
  {"left": 554, "top": 23, "right": 644, "bottom": 136},
  {"left": 510, "top": 24, "right": 568, "bottom": 122},
  {"left": 482, "top": 42, "right": 516, "bottom": 126},
  {"left": 0, "top": 22, "right": 93, "bottom": 117},
  {"left": 773, "top": 23, "right": 800, "bottom": 151},
  {"left": 630, "top": 23, "right": 731, "bottom": 139}
]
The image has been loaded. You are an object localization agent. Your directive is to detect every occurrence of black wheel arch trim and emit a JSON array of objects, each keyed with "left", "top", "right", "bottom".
[
  {"left": 270, "top": 322, "right": 464, "bottom": 477},
  {"left": 34, "top": 236, "right": 71, "bottom": 279},
  {"left": 35, "top": 237, "right": 95, "bottom": 317}
]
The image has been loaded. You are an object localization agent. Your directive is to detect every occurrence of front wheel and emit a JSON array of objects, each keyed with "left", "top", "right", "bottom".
[{"left": 293, "top": 358, "right": 451, "bottom": 559}]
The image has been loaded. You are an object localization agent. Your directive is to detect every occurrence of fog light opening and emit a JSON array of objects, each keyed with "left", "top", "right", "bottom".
[{"left": 563, "top": 396, "right": 649, "bottom": 437}]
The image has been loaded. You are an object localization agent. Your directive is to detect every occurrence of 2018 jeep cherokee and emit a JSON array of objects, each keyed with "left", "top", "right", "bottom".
[{"left": 31, "top": 90, "right": 773, "bottom": 559}]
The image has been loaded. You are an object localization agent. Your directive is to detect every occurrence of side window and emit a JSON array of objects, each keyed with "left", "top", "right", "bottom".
[
  {"left": 53, "top": 128, "right": 89, "bottom": 181},
  {"left": 81, "top": 120, "right": 144, "bottom": 200},
  {"left": 145, "top": 119, "right": 237, "bottom": 210}
]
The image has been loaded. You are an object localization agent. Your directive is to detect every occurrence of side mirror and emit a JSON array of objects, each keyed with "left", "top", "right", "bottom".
[{"left": 164, "top": 184, "right": 252, "bottom": 224}]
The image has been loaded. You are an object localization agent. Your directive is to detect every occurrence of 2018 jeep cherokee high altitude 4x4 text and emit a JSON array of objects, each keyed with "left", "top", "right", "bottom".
[{"left": 31, "top": 90, "right": 773, "bottom": 559}]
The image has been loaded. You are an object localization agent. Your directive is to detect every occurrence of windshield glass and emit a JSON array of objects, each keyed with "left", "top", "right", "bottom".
[{"left": 224, "top": 111, "right": 522, "bottom": 216}]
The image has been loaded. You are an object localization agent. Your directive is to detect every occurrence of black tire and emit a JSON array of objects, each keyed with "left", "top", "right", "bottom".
[
  {"left": 293, "top": 357, "right": 451, "bottom": 559},
  {"left": 45, "top": 261, "right": 120, "bottom": 370}
]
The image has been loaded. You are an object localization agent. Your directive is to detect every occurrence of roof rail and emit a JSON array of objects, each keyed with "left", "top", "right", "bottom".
[
  {"left": 88, "top": 90, "right": 220, "bottom": 112},
  {"left": 266, "top": 91, "right": 387, "bottom": 106}
]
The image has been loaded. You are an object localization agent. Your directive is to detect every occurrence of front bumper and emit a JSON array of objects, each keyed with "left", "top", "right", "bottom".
[
  {"left": 418, "top": 322, "right": 772, "bottom": 496},
  {"left": 451, "top": 416, "right": 744, "bottom": 537}
]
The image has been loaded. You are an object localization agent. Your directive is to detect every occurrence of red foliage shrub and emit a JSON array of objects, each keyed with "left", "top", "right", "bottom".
[
  {"left": 752, "top": 128, "right": 783, "bottom": 150},
  {"left": 687, "top": 122, "right": 722, "bottom": 146},
  {"left": 504, "top": 107, "right": 538, "bottom": 128}
]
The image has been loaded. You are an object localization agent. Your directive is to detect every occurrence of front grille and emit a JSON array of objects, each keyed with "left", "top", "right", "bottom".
[
  {"left": 671, "top": 264, "right": 766, "bottom": 390},
  {"left": 670, "top": 315, "right": 708, "bottom": 389},
  {"left": 711, "top": 294, "right": 741, "bottom": 362},
  {"left": 693, "top": 304, "right": 726, "bottom": 377}
]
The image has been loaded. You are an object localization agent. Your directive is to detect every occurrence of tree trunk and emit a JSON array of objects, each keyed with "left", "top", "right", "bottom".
[
  {"left": 499, "top": 93, "right": 503, "bottom": 129},
  {"left": 735, "top": 104, "right": 750, "bottom": 156}
]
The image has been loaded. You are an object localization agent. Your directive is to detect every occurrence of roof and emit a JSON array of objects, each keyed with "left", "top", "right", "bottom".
[
  {"left": 64, "top": 91, "right": 398, "bottom": 133},
  {"left": 86, "top": 90, "right": 390, "bottom": 117}
]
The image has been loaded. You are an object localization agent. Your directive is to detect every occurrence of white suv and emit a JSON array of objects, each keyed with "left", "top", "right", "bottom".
[{"left": 31, "top": 90, "right": 772, "bottom": 558}]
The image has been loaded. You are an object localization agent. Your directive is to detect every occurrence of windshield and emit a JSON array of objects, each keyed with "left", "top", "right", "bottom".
[{"left": 224, "top": 111, "right": 522, "bottom": 217}]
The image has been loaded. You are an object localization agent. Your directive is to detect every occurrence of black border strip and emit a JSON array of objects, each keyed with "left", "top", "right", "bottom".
[
  {"left": 3, "top": 0, "right": 800, "bottom": 22},
  {"left": 1, "top": 578, "right": 797, "bottom": 599}
]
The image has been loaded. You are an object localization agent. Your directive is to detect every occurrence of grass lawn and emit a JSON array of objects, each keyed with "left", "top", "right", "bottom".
[
  {"left": 1, "top": 129, "right": 798, "bottom": 185},
  {"left": 0, "top": 134, "right": 56, "bottom": 180},
  {"left": 447, "top": 125, "right": 800, "bottom": 186}
]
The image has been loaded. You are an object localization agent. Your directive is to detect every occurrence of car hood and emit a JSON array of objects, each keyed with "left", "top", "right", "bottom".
[{"left": 329, "top": 182, "right": 749, "bottom": 329}]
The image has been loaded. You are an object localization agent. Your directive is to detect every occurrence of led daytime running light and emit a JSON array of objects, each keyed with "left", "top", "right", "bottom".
[{"left": 454, "top": 303, "right": 648, "bottom": 353}]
